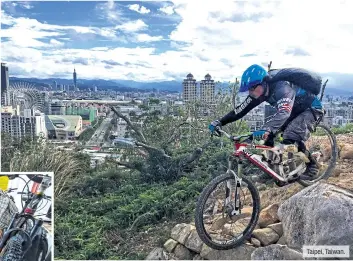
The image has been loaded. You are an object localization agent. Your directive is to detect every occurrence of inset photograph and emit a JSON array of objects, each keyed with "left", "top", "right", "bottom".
[{"left": 0, "top": 172, "right": 53, "bottom": 261}]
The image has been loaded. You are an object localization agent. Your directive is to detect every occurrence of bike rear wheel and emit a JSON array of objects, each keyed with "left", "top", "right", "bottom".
[
  {"left": 195, "top": 173, "right": 260, "bottom": 250},
  {"left": 298, "top": 123, "right": 338, "bottom": 187}
]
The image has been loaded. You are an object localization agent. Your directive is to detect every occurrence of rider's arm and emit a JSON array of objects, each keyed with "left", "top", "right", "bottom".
[
  {"left": 219, "top": 96, "right": 262, "bottom": 126},
  {"left": 262, "top": 82, "right": 296, "bottom": 133}
]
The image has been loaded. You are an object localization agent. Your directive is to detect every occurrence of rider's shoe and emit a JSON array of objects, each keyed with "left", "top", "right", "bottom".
[{"left": 300, "top": 154, "right": 320, "bottom": 181}]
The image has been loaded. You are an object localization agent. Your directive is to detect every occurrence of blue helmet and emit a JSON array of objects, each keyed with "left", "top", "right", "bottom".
[{"left": 239, "top": 64, "right": 268, "bottom": 92}]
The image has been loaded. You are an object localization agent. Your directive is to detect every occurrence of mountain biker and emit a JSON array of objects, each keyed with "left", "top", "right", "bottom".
[{"left": 209, "top": 64, "right": 325, "bottom": 181}]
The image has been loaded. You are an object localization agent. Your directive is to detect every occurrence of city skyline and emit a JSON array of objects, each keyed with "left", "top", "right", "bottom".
[{"left": 1, "top": 0, "right": 353, "bottom": 89}]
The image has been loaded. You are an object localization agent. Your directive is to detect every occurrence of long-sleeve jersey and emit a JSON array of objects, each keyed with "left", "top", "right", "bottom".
[{"left": 219, "top": 78, "right": 323, "bottom": 134}]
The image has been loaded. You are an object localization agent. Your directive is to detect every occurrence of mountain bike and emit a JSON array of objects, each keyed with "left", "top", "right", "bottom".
[
  {"left": 194, "top": 123, "right": 337, "bottom": 250},
  {"left": 0, "top": 174, "right": 52, "bottom": 261}
]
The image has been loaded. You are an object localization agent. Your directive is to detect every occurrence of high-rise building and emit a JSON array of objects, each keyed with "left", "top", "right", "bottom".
[
  {"left": 73, "top": 68, "right": 77, "bottom": 89},
  {"left": 200, "top": 73, "right": 215, "bottom": 104},
  {"left": 1, "top": 63, "right": 9, "bottom": 106},
  {"left": 94, "top": 86, "right": 98, "bottom": 92},
  {"left": 182, "top": 73, "right": 197, "bottom": 103},
  {"left": 53, "top": 81, "right": 57, "bottom": 91},
  {"left": 1, "top": 106, "right": 47, "bottom": 139},
  {"left": 50, "top": 102, "right": 66, "bottom": 115}
]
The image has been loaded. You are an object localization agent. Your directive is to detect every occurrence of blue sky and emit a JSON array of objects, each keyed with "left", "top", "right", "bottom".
[{"left": 1, "top": 0, "right": 353, "bottom": 86}]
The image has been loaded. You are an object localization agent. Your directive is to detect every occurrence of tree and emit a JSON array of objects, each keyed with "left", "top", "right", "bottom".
[{"left": 109, "top": 79, "right": 247, "bottom": 183}]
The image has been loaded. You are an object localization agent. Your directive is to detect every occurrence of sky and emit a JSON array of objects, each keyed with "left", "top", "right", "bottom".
[{"left": 1, "top": 0, "right": 353, "bottom": 86}]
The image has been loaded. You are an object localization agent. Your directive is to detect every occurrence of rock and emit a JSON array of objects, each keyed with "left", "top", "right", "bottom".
[
  {"left": 171, "top": 223, "right": 194, "bottom": 245},
  {"left": 163, "top": 238, "right": 178, "bottom": 253},
  {"left": 210, "top": 214, "right": 228, "bottom": 230},
  {"left": 277, "top": 236, "right": 286, "bottom": 245},
  {"left": 174, "top": 244, "right": 193, "bottom": 260},
  {"left": 193, "top": 254, "right": 204, "bottom": 260},
  {"left": 145, "top": 247, "right": 167, "bottom": 260},
  {"left": 278, "top": 182, "right": 353, "bottom": 258},
  {"left": 332, "top": 167, "right": 343, "bottom": 177},
  {"left": 200, "top": 243, "right": 255, "bottom": 260},
  {"left": 185, "top": 229, "right": 203, "bottom": 253},
  {"left": 252, "top": 228, "right": 280, "bottom": 246},
  {"left": 341, "top": 148, "right": 353, "bottom": 159},
  {"left": 251, "top": 237, "right": 262, "bottom": 247},
  {"left": 251, "top": 244, "right": 303, "bottom": 260},
  {"left": 258, "top": 204, "right": 280, "bottom": 228},
  {"left": 267, "top": 223, "right": 283, "bottom": 237},
  {"left": 223, "top": 222, "right": 247, "bottom": 237}
]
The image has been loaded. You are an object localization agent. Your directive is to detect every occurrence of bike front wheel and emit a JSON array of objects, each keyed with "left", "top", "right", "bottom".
[{"left": 195, "top": 173, "right": 260, "bottom": 250}]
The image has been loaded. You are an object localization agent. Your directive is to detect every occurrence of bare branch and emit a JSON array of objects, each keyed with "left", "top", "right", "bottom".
[
  {"left": 110, "top": 106, "right": 146, "bottom": 143},
  {"left": 135, "top": 141, "right": 171, "bottom": 159},
  {"left": 116, "top": 161, "right": 138, "bottom": 169},
  {"left": 165, "top": 121, "right": 200, "bottom": 145}
]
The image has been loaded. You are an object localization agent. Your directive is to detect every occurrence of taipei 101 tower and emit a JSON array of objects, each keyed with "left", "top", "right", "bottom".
[{"left": 73, "top": 68, "right": 77, "bottom": 89}]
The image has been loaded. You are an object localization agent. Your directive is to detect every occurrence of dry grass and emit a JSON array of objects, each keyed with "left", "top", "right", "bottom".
[{"left": 9, "top": 142, "right": 83, "bottom": 199}]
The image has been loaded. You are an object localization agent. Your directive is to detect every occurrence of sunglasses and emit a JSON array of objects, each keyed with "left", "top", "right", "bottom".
[{"left": 249, "top": 84, "right": 261, "bottom": 91}]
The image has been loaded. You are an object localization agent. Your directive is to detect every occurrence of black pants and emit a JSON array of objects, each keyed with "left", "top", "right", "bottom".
[{"left": 265, "top": 108, "right": 324, "bottom": 152}]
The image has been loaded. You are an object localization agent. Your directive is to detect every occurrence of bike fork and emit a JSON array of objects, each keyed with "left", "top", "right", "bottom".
[{"left": 225, "top": 157, "right": 242, "bottom": 216}]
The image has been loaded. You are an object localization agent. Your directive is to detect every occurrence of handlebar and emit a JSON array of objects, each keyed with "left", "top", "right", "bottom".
[{"left": 214, "top": 127, "right": 253, "bottom": 142}]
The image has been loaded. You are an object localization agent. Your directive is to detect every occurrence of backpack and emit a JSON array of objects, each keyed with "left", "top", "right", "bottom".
[
  {"left": 0, "top": 190, "right": 18, "bottom": 231},
  {"left": 267, "top": 68, "right": 322, "bottom": 95}
]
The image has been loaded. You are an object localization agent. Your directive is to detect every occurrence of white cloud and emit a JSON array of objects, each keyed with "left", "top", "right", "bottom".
[
  {"left": 20, "top": 2, "right": 34, "bottom": 9},
  {"left": 95, "top": 1, "right": 123, "bottom": 23},
  {"left": 128, "top": 4, "right": 151, "bottom": 14},
  {"left": 115, "top": 19, "right": 147, "bottom": 32},
  {"left": 50, "top": 39, "right": 64, "bottom": 47},
  {"left": 159, "top": 5, "right": 175, "bottom": 15},
  {"left": 136, "top": 34, "right": 163, "bottom": 42},
  {"left": 2, "top": 0, "right": 353, "bottom": 83}
]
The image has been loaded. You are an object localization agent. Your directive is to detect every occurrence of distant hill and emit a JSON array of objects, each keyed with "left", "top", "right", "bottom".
[
  {"left": 8, "top": 77, "right": 353, "bottom": 97},
  {"left": 9, "top": 77, "right": 231, "bottom": 92}
]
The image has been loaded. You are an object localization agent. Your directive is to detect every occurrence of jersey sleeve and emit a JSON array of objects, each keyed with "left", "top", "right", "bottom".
[
  {"left": 262, "top": 82, "right": 296, "bottom": 133},
  {"left": 219, "top": 95, "right": 262, "bottom": 126}
]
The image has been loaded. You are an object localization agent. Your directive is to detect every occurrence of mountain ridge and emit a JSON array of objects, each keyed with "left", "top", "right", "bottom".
[{"left": 9, "top": 77, "right": 353, "bottom": 96}]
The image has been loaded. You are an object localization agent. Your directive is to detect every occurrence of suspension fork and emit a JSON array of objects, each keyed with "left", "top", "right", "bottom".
[{"left": 225, "top": 155, "right": 242, "bottom": 215}]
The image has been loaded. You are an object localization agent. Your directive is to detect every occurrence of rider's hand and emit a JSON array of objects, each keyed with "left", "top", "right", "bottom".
[
  {"left": 209, "top": 120, "right": 222, "bottom": 134},
  {"left": 252, "top": 130, "right": 270, "bottom": 141}
]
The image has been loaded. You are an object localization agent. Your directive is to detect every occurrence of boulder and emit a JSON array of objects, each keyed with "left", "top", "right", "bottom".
[
  {"left": 171, "top": 223, "right": 194, "bottom": 245},
  {"left": 163, "top": 238, "right": 178, "bottom": 253},
  {"left": 276, "top": 236, "right": 286, "bottom": 245},
  {"left": 174, "top": 244, "right": 193, "bottom": 260},
  {"left": 200, "top": 244, "right": 255, "bottom": 260},
  {"left": 258, "top": 204, "right": 280, "bottom": 228},
  {"left": 251, "top": 244, "right": 303, "bottom": 260},
  {"left": 267, "top": 222, "right": 283, "bottom": 237},
  {"left": 193, "top": 254, "right": 204, "bottom": 260},
  {"left": 252, "top": 228, "right": 280, "bottom": 246},
  {"left": 185, "top": 229, "right": 203, "bottom": 253},
  {"left": 145, "top": 247, "right": 167, "bottom": 260},
  {"left": 278, "top": 182, "right": 353, "bottom": 258},
  {"left": 251, "top": 237, "right": 262, "bottom": 247}
]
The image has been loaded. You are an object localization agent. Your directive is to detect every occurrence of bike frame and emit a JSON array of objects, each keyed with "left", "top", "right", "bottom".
[
  {"left": 232, "top": 140, "right": 306, "bottom": 183},
  {"left": 0, "top": 175, "right": 51, "bottom": 260},
  {"left": 217, "top": 130, "right": 308, "bottom": 217}
]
